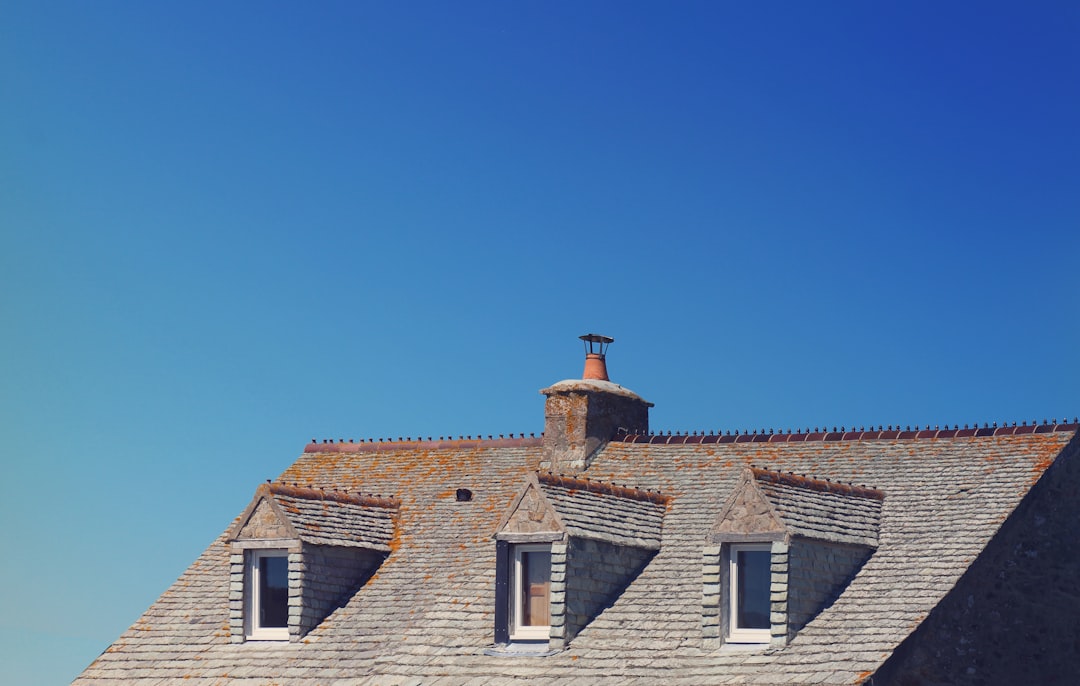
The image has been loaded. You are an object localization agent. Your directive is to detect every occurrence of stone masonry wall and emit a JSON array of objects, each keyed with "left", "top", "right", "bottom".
[
  {"left": 554, "top": 537, "right": 653, "bottom": 648},
  {"left": 542, "top": 391, "right": 649, "bottom": 473},
  {"left": 227, "top": 550, "right": 246, "bottom": 642},
  {"left": 296, "top": 544, "right": 385, "bottom": 638},
  {"left": 871, "top": 437, "right": 1080, "bottom": 686},
  {"left": 548, "top": 541, "right": 568, "bottom": 648},
  {"left": 712, "top": 485, "right": 786, "bottom": 538},
  {"left": 769, "top": 541, "right": 789, "bottom": 647},
  {"left": 702, "top": 546, "right": 723, "bottom": 645},
  {"left": 236, "top": 500, "right": 292, "bottom": 539},
  {"left": 786, "top": 538, "right": 872, "bottom": 639}
]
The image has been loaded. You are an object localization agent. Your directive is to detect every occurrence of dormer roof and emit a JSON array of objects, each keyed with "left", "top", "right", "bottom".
[
  {"left": 712, "top": 467, "right": 883, "bottom": 547},
  {"left": 228, "top": 483, "right": 398, "bottom": 551},
  {"left": 496, "top": 471, "right": 668, "bottom": 549}
]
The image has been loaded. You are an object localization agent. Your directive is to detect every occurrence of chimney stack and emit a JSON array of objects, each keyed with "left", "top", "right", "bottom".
[{"left": 540, "top": 334, "right": 651, "bottom": 473}]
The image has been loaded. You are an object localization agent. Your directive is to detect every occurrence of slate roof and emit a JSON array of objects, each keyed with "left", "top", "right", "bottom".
[
  {"left": 75, "top": 424, "right": 1080, "bottom": 685},
  {"left": 238, "top": 483, "right": 399, "bottom": 550},
  {"left": 534, "top": 472, "right": 668, "bottom": 549},
  {"left": 748, "top": 467, "right": 884, "bottom": 547}
]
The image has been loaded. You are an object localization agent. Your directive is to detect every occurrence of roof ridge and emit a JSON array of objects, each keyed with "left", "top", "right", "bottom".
[
  {"left": 614, "top": 420, "right": 1080, "bottom": 445},
  {"left": 748, "top": 466, "right": 884, "bottom": 500},
  {"left": 303, "top": 434, "right": 543, "bottom": 454},
  {"left": 301, "top": 419, "right": 1080, "bottom": 453},
  {"left": 265, "top": 483, "right": 399, "bottom": 509},
  {"left": 537, "top": 471, "right": 670, "bottom": 505}
]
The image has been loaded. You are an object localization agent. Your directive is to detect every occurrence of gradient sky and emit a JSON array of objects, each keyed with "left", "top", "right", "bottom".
[{"left": 2, "top": 3, "right": 1078, "bottom": 683}]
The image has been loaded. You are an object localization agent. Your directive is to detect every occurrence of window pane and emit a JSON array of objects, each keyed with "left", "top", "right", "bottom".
[
  {"left": 520, "top": 550, "right": 551, "bottom": 626},
  {"left": 259, "top": 556, "right": 289, "bottom": 628},
  {"left": 736, "top": 550, "right": 770, "bottom": 629}
]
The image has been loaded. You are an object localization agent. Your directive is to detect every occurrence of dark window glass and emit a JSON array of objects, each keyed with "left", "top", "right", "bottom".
[
  {"left": 259, "top": 556, "right": 289, "bottom": 628},
  {"left": 736, "top": 549, "right": 770, "bottom": 629}
]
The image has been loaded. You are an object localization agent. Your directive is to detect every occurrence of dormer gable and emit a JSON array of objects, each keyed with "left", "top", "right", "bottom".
[
  {"left": 493, "top": 472, "right": 669, "bottom": 650},
  {"left": 226, "top": 483, "right": 399, "bottom": 642},
  {"left": 494, "top": 474, "right": 565, "bottom": 542},
  {"left": 705, "top": 468, "right": 884, "bottom": 647},
  {"left": 710, "top": 469, "right": 787, "bottom": 541}
]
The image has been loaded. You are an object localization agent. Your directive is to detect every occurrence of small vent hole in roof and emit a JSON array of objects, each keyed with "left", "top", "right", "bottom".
[{"left": 456, "top": 488, "right": 473, "bottom": 502}]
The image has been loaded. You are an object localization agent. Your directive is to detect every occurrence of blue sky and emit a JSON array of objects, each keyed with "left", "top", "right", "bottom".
[{"left": 1, "top": 2, "right": 1078, "bottom": 683}]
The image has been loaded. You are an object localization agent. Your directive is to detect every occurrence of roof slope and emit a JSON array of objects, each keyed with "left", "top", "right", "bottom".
[{"left": 75, "top": 427, "right": 1079, "bottom": 685}]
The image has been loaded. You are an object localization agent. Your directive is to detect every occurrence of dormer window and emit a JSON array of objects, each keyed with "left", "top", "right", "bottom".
[
  {"left": 492, "top": 472, "right": 667, "bottom": 651},
  {"left": 727, "top": 543, "right": 771, "bottom": 643},
  {"left": 247, "top": 550, "right": 289, "bottom": 641},
  {"left": 510, "top": 544, "right": 551, "bottom": 640},
  {"left": 226, "top": 484, "right": 399, "bottom": 643},
  {"left": 705, "top": 467, "right": 884, "bottom": 648}
]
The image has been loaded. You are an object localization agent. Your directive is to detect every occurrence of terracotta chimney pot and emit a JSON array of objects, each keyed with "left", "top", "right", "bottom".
[{"left": 583, "top": 353, "right": 609, "bottom": 381}]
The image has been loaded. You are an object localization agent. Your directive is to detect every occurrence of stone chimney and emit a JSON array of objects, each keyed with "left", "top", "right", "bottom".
[{"left": 539, "top": 334, "right": 652, "bottom": 473}]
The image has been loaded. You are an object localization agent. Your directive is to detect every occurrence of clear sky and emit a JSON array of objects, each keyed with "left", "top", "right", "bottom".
[{"left": 1, "top": 2, "right": 1078, "bottom": 683}]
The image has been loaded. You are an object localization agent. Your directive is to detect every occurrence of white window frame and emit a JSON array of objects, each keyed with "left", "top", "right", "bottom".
[
  {"left": 728, "top": 543, "right": 772, "bottom": 644},
  {"left": 509, "top": 543, "right": 551, "bottom": 641},
  {"left": 246, "top": 549, "right": 290, "bottom": 641}
]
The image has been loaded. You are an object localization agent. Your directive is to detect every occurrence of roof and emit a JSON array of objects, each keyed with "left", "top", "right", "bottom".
[{"left": 76, "top": 421, "right": 1079, "bottom": 685}]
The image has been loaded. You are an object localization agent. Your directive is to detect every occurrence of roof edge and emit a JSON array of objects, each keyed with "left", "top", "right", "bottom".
[
  {"left": 266, "top": 483, "right": 399, "bottom": 509},
  {"left": 304, "top": 435, "right": 543, "bottom": 454},
  {"left": 615, "top": 422, "right": 1079, "bottom": 445},
  {"left": 538, "top": 471, "right": 670, "bottom": 505},
  {"left": 749, "top": 466, "right": 884, "bottom": 500},
  {"left": 301, "top": 422, "right": 1080, "bottom": 453}
]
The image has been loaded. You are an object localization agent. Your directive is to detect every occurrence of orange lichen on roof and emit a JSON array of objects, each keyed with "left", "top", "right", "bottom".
[
  {"left": 1033, "top": 453, "right": 1058, "bottom": 474},
  {"left": 386, "top": 528, "right": 403, "bottom": 554},
  {"left": 281, "top": 443, "right": 542, "bottom": 509},
  {"left": 538, "top": 471, "right": 670, "bottom": 505},
  {"left": 749, "top": 466, "right": 884, "bottom": 500}
]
